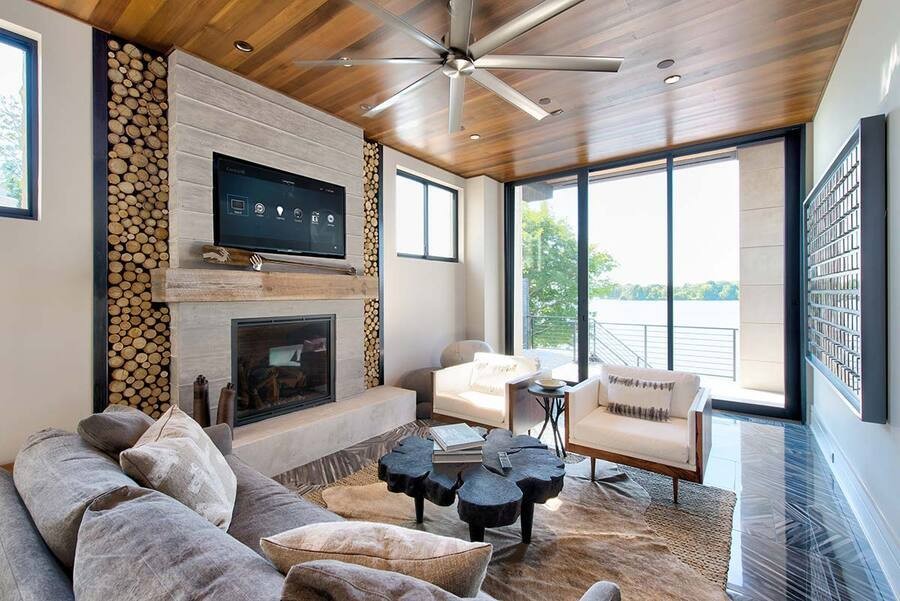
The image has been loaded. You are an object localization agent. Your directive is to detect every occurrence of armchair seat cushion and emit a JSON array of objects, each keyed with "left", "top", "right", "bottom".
[
  {"left": 434, "top": 391, "right": 506, "bottom": 426},
  {"left": 571, "top": 410, "right": 691, "bottom": 467}
]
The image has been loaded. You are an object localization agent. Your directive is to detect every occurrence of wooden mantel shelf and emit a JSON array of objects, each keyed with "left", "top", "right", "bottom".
[{"left": 150, "top": 268, "right": 378, "bottom": 303}]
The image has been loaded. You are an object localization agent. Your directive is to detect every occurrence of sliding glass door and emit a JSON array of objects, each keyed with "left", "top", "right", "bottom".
[
  {"left": 587, "top": 161, "right": 668, "bottom": 376},
  {"left": 505, "top": 129, "right": 802, "bottom": 419},
  {"left": 511, "top": 173, "right": 579, "bottom": 380}
]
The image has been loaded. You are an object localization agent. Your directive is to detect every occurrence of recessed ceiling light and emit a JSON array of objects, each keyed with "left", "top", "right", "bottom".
[
  {"left": 469, "top": 133, "right": 481, "bottom": 140},
  {"left": 234, "top": 40, "right": 254, "bottom": 53},
  {"left": 339, "top": 57, "right": 353, "bottom": 67},
  {"left": 538, "top": 97, "right": 551, "bottom": 105},
  {"left": 360, "top": 104, "right": 372, "bottom": 111},
  {"left": 550, "top": 109, "right": 564, "bottom": 116},
  {"left": 657, "top": 59, "right": 675, "bottom": 69},
  {"left": 664, "top": 74, "right": 682, "bottom": 84}
]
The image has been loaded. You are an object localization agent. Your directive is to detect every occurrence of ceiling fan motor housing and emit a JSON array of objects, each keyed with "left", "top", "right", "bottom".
[{"left": 442, "top": 53, "right": 476, "bottom": 78}]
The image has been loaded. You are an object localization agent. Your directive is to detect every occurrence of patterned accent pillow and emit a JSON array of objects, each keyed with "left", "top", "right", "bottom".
[
  {"left": 119, "top": 406, "right": 237, "bottom": 529},
  {"left": 261, "top": 521, "right": 492, "bottom": 598},
  {"left": 606, "top": 374, "right": 674, "bottom": 421},
  {"left": 469, "top": 360, "right": 521, "bottom": 395}
]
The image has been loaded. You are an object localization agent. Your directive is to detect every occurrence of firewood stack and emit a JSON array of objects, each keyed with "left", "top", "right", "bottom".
[
  {"left": 362, "top": 141, "right": 381, "bottom": 388},
  {"left": 104, "top": 38, "right": 171, "bottom": 418}
]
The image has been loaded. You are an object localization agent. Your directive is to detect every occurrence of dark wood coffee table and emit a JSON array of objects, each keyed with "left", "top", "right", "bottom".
[{"left": 378, "top": 429, "right": 565, "bottom": 543}]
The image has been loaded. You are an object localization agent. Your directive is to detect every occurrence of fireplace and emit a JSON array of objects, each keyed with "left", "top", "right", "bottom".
[{"left": 232, "top": 315, "right": 335, "bottom": 426}]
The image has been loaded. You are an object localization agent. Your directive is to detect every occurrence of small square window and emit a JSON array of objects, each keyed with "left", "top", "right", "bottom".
[
  {"left": 0, "top": 28, "right": 38, "bottom": 220},
  {"left": 396, "top": 171, "right": 458, "bottom": 261}
]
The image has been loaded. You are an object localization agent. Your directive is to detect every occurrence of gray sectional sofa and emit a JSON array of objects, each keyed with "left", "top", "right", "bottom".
[{"left": 0, "top": 422, "right": 620, "bottom": 601}]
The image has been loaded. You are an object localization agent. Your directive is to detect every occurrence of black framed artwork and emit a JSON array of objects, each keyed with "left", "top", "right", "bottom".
[{"left": 803, "top": 115, "right": 887, "bottom": 424}]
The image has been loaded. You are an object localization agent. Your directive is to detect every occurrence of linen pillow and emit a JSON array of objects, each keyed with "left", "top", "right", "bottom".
[
  {"left": 281, "top": 560, "right": 475, "bottom": 601},
  {"left": 119, "top": 406, "right": 237, "bottom": 530},
  {"left": 261, "top": 521, "right": 492, "bottom": 598},
  {"left": 606, "top": 374, "right": 674, "bottom": 421},
  {"left": 77, "top": 404, "right": 154, "bottom": 458},
  {"left": 468, "top": 353, "right": 534, "bottom": 395}
]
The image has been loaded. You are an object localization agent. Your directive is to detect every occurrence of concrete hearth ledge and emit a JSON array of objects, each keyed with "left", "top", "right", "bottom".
[{"left": 232, "top": 385, "right": 416, "bottom": 476}]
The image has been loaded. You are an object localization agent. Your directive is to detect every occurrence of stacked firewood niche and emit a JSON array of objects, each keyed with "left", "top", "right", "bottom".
[
  {"left": 104, "top": 37, "right": 171, "bottom": 418},
  {"left": 362, "top": 141, "right": 382, "bottom": 388}
]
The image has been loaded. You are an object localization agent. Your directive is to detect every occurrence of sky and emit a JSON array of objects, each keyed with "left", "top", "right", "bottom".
[
  {"left": 0, "top": 42, "right": 24, "bottom": 96},
  {"left": 525, "top": 158, "right": 741, "bottom": 286}
]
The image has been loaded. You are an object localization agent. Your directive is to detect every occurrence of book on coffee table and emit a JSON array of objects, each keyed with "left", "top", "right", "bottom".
[
  {"left": 430, "top": 423, "right": 484, "bottom": 452},
  {"left": 432, "top": 441, "right": 483, "bottom": 463}
]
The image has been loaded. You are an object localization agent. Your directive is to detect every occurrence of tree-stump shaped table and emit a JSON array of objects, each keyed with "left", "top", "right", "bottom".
[{"left": 378, "top": 429, "right": 565, "bottom": 543}]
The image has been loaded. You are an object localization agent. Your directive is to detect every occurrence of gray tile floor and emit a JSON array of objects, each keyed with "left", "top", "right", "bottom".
[
  {"left": 275, "top": 412, "right": 896, "bottom": 600},
  {"left": 707, "top": 413, "right": 893, "bottom": 601}
]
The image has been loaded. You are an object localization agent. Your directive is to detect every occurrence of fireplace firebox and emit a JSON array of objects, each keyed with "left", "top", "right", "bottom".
[{"left": 232, "top": 315, "right": 335, "bottom": 426}]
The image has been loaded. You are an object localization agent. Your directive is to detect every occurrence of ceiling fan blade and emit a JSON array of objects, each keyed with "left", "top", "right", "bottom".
[
  {"left": 468, "top": 0, "right": 585, "bottom": 59},
  {"left": 449, "top": 0, "right": 475, "bottom": 52},
  {"left": 346, "top": 0, "right": 447, "bottom": 55},
  {"left": 474, "top": 55, "right": 622, "bottom": 72},
  {"left": 363, "top": 68, "right": 443, "bottom": 118},
  {"left": 448, "top": 77, "right": 466, "bottom": 133},
  {"left": 470, "top": 70, "right": 549, "bottom": 120},
  {"left": 294, "top": 57, "right": 443, "bottom": 67}
]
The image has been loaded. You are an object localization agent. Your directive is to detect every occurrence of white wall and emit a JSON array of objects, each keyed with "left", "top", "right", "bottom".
[
  {"left": 0, "top": 0, "right": 93, "bottom": 463},
  {"left": 811, "top": 0, "right": 900, "bottom": 592},
  {"left": 382, "top": 147, "right": 467, "bottom": 384},
  {"left": 464, "top": 175, "right": 504, "bottom": 352}
]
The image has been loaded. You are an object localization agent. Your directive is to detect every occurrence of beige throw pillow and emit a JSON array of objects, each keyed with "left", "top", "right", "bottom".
[
  {"left": 607, "top": 374, "right": 674, "bottom": 421},
  {"left": 261, "top": 521, "right": 492, "bottom": 598},
  {"left": 119, "top": 406, "right": 237, "bottom": 530}
]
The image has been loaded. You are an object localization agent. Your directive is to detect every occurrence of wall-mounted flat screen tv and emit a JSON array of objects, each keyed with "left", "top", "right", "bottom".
[{"left": 213, "top": 153, "right": 346, "bottom": 258}]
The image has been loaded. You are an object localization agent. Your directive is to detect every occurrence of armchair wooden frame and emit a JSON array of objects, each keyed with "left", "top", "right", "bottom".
[{"left": 564, "top": 386, "right": 712, "bottom": 503}]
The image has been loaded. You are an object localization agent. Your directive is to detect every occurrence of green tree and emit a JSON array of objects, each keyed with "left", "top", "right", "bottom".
[
  {"left": 522, "top": 204, "right": 616, "bottom": 347},
  {"left": 0, "top": 93, "right": 25, "bottom": 206}
]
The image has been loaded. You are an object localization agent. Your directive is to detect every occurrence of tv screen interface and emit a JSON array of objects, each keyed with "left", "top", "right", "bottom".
[{"left": 213, "top": 154, "right": 346, "bottom": 258}]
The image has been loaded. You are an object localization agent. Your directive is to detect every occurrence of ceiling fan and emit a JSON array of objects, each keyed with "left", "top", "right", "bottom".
[{"left": 294, "top": 0, "right": 623, "bottom": 133}]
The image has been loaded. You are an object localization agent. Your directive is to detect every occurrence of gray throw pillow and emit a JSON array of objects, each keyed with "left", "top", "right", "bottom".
[
  {"left": 74, "top": 486, "right": 284, "bottom": 601},
  {"left": 77, "top": 404, "right": 154, "bottom": 457},
  {"left": 281, "top": 560, "right": 470, "bottom": 601},
  {"left": 13, "top": 429, "right": 137, "bottom": 569},
  {"left": 119, "top": 406, "right": 237, "bottom": 529}
]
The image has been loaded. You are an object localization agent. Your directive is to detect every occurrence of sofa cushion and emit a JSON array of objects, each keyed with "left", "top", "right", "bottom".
[
  {"left": 119, "top": 406, "right": 237, "bottom": 530},
  {"left": 606, "top": 374, "right": 674, "bottom": 421},
  {"left": 73, "top": 486, "right": 284, "bottom": 601},
  {"left": 226, "top": 455, "right": 342, "bottom": 556},
  {"left": 0, "top": 469, "right": 74, "bottom": 601},
  {"left": 434, "top": 391, "right": 506, "bottom": 426},
  {"left": 76, "top": 404, "right": 154, "bottom": 458},
  {"left": 262, "top": 521, "right": 491, "bottom": 598},
  {"left": 468, "top": 353, "right": 535, "bottom": 395},
  {"left": 598, "top": 365, "right": 699, "bottom": 418},
  {"left": 13, "top": 428, "right": 137, "bottom": 569},
  {"left": 571, "top": 409, "right": 691, "bottom": 467},
  {"left": 282, "top": 560, "right": 489, "bottom": 601}
]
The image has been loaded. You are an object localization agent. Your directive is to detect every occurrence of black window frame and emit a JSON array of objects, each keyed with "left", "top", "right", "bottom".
[
  {"left": 0, "top": 27, "right": 39, "bottom": 221},
  {"left": 396, "top": 170, "right": 459, "bottom": 262},
  {"left": 504, "top": 125, "right": 806, "bottom": 422}
]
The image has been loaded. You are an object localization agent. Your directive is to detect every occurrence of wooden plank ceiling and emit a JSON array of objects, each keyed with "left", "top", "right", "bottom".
[{"left": 36, "top": 0, "right": 858, "bottom": 181}]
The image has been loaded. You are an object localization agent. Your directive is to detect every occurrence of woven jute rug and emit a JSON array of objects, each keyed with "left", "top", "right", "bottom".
[{"left": 302, "top": 457, "right": 734, "bottom": 601}]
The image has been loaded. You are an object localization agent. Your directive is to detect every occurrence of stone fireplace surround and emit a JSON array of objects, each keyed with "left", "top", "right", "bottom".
[{"left": 161, "top": 50, "right": 414, "bottom": 475}]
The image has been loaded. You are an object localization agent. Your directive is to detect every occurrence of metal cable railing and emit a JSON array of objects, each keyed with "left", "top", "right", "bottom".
[{"left": 525, "top": 314, "right": 739, "bottom": 380}]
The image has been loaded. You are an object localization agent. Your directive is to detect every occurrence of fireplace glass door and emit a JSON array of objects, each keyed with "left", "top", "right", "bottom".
[{"left": 232, "top": 315, "right": 335, "bottom": 425}]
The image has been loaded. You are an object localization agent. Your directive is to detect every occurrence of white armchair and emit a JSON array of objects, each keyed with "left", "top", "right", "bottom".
[
  {"left": 432, "top": 352, "right": 546, "bottom": 435},
  {"left": 565, "top": 365, "right": 712, "bottom": 502}
]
